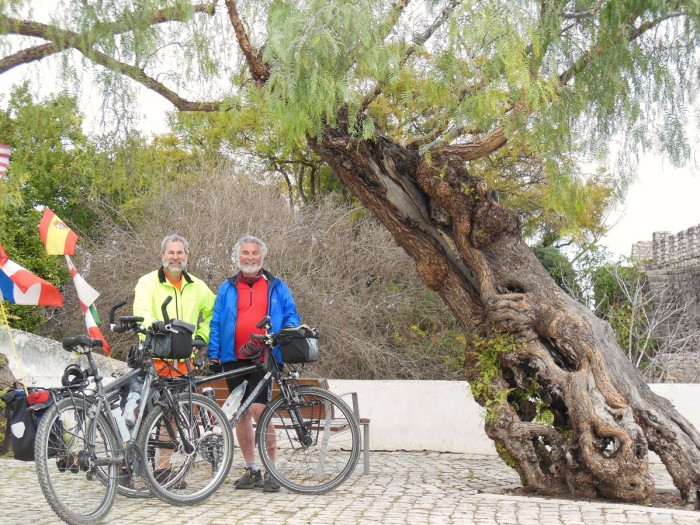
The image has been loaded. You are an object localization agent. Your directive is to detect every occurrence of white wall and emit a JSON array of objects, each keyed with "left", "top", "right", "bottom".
[
  {"left": 324, "top": 380, "right": 700, "bottom": 458},
  {"left": 1, "top": 328, "right": 119, "bottom": 388},
  {"left": 328, "top": 379, "right": 497, "bottom": 455},
  {"left": 3, "top": 328, "right": 700, "bottom": 459}
]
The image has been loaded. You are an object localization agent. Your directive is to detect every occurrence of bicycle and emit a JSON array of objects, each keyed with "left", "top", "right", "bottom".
[
  {"left": 33, "top": 300, "right": 233, "bottom": 525},
  {"left": 197, "top": 316, "right": 361, "bottom": 494}
]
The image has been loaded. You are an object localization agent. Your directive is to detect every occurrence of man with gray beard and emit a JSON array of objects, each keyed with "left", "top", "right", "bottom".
[
  {"left": 207, "top": 234, "right": 301, "bottom": 492},
  {"left": 133, "top": 233, "right": 215, "bottom": 377}
]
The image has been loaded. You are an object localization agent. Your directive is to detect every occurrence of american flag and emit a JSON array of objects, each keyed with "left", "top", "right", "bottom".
[{"left": 0, "top": 144, "right": 10, "bottom": 177}]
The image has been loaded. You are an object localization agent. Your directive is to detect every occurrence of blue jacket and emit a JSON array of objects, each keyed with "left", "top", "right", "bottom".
[{"left": 207, "top": 270, "right": 301, "bottom": 364}]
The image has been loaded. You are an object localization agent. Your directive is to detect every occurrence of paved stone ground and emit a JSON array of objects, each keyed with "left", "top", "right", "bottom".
[{"left": 3, "top": 452, "right": 699, "bottom": 525}]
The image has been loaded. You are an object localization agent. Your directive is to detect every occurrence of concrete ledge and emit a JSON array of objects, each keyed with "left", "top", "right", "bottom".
[{"left": 1, "top": 327, "right": 119, "bottom": 388}]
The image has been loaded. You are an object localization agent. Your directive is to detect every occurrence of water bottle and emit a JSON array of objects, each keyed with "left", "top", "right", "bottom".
[
  {"left": 123, "top": 390, "right": 141, "bottom": 427},
  {"left": 221, "top": 380, "right": 248, "bottom": 420},
  {"left": 111, "top": 406, "right": 130, "bottom": 442}
]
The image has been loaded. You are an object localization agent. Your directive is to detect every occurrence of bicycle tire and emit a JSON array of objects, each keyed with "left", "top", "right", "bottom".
[
  {"left": 34, "top": 396, "right": 119, "bottom": 525},
  {"left": 257, "top": 385, "right": 360, "bottom": 494},
  {"left": 137, "top": 392, "right": 233, "bottom": 505}
]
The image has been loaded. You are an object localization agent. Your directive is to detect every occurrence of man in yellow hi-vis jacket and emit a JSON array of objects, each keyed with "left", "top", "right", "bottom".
[{"left": 133, "top": 233, "right": 215, "bottom": 377}]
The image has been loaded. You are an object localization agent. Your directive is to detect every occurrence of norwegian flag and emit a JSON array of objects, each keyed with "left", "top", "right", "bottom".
[
  {"left": 0, "top": 242, "right": 63, "bottom": 307},
  {"left": 0, "top": 144, "right": 10, "bottom": 177}
]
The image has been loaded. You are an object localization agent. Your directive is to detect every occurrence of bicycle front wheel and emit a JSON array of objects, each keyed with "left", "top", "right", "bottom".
[
  {"left": 137, "top": 392, "right": 233, "bottom": 505},
  {"left": 34, "top": 396, "right": 119, "bottom": 525},
  {"left": 257, "top": 386, "right": 360, "bottom": 494}
]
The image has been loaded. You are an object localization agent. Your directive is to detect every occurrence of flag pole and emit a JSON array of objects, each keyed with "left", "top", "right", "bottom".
[{"left": 0, "top": 300, "right": 29, "bottom": 396}]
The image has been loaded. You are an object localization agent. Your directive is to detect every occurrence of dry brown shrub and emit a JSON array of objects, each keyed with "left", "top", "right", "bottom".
[{"left": 47, "top": 167, "right": 464, "bottom": 380}]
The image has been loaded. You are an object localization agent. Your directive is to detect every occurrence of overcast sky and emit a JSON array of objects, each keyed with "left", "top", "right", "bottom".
[{"left": 600, "top": 142, "right": 699, "bottom": 259}]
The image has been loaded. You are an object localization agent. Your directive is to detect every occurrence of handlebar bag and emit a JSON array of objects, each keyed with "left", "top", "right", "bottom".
[
  {"left": 278, "top": 325, "right": 319, "bottom": 363},
  {"left": 149, "top": 319, "right": 195, "bottom": 359}
]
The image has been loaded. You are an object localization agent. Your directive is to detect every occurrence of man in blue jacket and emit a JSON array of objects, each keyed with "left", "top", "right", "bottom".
[{"left": 207, "top": 234, "right": 300, "bottom": 492}]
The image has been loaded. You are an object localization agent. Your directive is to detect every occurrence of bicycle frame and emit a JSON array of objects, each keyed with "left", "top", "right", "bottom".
[
  {"left": 195, "top": 337, "right": 312, "bottom": 445},
  {"left": 52, "top": 343, "right": 161, "bottom": 472}
]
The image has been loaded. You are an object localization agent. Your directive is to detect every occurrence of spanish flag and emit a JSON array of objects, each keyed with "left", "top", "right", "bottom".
[{"left": 38, "top": 208, "right": 78, "bottom": 256}]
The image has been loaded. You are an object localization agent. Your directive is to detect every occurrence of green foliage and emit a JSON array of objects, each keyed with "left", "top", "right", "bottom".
[
  {"left": 532, "top": 244, "right": 581, "bottom": 298},
  {"left": 0, "top": 83, "right": 98, "bottom": 230},
  {"left": 262, "top": 0, "right": 389, "bottom": 149},
  {"left": 469, "top": 331, "right": 516, "bottom": 422}
]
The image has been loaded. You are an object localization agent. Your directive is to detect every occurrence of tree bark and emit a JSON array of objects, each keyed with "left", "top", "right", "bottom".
[{"left": 310, "top": 112, "right": 700, "bottom": 505}]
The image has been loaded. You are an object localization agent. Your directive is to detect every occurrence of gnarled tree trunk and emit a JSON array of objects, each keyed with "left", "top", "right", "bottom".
[{"left": 310, "top": 113, "right": 700, "bottom": 505}]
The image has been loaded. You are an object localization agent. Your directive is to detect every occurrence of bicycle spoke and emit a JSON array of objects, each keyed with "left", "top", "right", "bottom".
[
  {"left": 35, "top": 397, "right": 119, "bottom": 525},
  {"left": 258, "top": 386, "right": 360, "bottom": 494},
  {"left": 137, "top": 393, "right": 233, "bottom": 505}
]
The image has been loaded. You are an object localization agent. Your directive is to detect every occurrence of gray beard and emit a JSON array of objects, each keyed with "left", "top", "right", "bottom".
[
  {"left": 238, "top": 262, "right": 262, "bottom": 275},
  {"left": 164, "top": 261, "right": 187, "bottom": 273}
]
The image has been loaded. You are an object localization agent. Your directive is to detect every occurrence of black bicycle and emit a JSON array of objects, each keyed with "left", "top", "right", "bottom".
[
  {"left": 198, "top": 316, "right": 361, "bottom": 494},
  {"left": 34, "top": 300, "right": 233, "bottom": 525}
]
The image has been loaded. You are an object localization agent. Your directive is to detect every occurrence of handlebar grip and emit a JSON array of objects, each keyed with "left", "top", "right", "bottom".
[
  {"left": 250, "top": 333, "right": 266, "bottom": 340},
  {"left": 109, "top": 300, "right": 127, "bottom": 325},
  {"left": 119, "top": 315, "right": 144, "bottom": 324},
  {"left": 161, "top": 296, "right": 172, "bottom": 323}
]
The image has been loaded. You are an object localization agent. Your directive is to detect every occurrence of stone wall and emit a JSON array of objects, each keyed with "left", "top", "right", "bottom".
[
  {"left": 632, "top": 225, "right": 700, "bottom": 271},
  {"left": 631, "top": 224, "right": 700, "bottom": 382}
]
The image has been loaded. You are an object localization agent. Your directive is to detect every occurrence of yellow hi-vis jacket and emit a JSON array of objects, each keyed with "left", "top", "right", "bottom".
[{"left": 133, "top": 267, "right": 215, "bottom": 343}]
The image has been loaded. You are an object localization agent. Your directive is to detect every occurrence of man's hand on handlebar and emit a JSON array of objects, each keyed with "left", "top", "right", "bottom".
[{"left": 207, "top": 360, "right": 222, "bottom": 375}]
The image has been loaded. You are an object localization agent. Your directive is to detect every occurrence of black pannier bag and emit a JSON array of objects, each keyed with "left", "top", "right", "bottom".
[
  {"left": 149, "top": 319, "right": 196, "bottom": 359},
  {"left": 278, "top": 325, "right": 319, "bottom": 363},
  {"left": 1, "top": 387, "right": 55, "bottom": 461}
]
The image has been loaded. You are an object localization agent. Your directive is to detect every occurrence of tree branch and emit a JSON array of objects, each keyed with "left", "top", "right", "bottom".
[
  {"left": 224, "top": 0, "right": 269, "bottom": 85},
  {"left": 421, "top": 126, "right": 508, "bottom": 161},
  {"left": 0, "top": 43, "right": 60, "bottom": 73},
  {"left": 0, "top": 15, "right": 221, "bottom": 112}
]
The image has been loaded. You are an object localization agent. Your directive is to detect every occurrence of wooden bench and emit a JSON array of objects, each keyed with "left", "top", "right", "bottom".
[{"left": 199, "top": 377, "right": 371, "bottom": 474}]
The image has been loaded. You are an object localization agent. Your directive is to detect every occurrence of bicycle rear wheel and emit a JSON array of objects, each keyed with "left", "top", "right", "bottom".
[
  {"left": 34, "top": 396, "right": 119, "bottom": 525},
  {"left": 137, "top": 392, "right": 233, "bottom": 505},
  {"left": 257, "top": 386, "right": 360, "bottom": 494}
]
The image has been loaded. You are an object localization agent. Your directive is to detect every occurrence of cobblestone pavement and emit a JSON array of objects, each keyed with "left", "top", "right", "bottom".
[{"left": 3, "top": 452, "right": 699, "bottom": 525}]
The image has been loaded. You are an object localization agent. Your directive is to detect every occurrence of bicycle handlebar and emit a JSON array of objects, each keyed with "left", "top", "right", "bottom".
[{"left": 161, "top": 296, "right": 172, "bottom": 323}]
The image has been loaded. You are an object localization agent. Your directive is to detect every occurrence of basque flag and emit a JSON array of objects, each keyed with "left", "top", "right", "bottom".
[
  {"left": 38, "top": 208, "right": 78, "bottom": 256},
  {"left": 0, "top": 243, "right": 63, "bottom": 307}
]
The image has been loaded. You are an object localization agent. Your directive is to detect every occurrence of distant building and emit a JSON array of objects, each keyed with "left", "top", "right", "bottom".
[{"left": 631, "top": 224, "right": 700, "bottom": 382}]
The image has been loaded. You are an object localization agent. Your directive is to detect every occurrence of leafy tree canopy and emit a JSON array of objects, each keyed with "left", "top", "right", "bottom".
[{"left": 3, "top": 0, "right": 694, "bottom": 250}]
